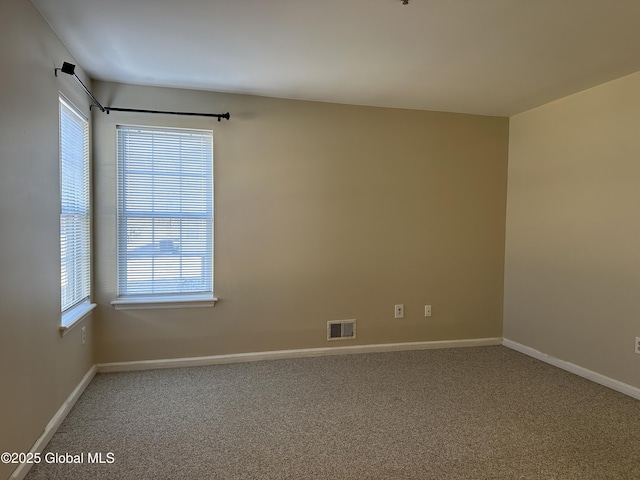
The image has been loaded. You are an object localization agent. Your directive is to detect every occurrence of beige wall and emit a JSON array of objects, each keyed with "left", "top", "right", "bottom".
[
  {"left": 0, "top": 1, "right": 95, "bottom": 479},
  {"left": 505, "top": 71, "right": 640, "bottom": 389},
  {"left": 93, "top": 82, "right": 509, "bottom": 362}
]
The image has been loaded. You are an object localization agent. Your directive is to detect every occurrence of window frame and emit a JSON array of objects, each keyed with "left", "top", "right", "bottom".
[
  {"left": 59, "top": 95, "right": 95, "bottom": 332},
  {"left": 111, "top": 124, "right": 217, "bottom": 310}
]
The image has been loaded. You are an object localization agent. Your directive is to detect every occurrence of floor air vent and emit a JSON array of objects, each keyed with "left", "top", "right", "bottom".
[{"left": 327, "top": 320, "right": 356, "bottom": 341}]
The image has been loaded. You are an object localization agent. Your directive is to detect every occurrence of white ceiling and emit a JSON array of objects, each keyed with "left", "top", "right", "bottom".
[{"left": 32, "top": 0, "right": 640, "bottom": 117}]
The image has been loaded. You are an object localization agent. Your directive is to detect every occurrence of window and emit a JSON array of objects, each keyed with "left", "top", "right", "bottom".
[
  {"left": 60, "top": 96, "right": 93, "bottom": 328},
  {"left": 113, "top": 126, "right": 214, "bottom": 308}
]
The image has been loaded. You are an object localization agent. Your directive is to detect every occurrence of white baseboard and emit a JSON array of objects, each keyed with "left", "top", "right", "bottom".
[
  {"left": 10, "top": 365, "right": 97, "bottom": 480},
  {"left": 503, "top": 338, "right": 640, "bottom": 401},
  {"left": 96, "top": 337, "right": 503, "bottom": 373}
]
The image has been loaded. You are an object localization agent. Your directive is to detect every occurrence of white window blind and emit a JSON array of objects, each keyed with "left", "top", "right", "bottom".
[
  {"left": 116, "top": 125, "right": 213, "bottom": 298},
  {"left": 60, "top": 96, "right": 91, "bottom": 313}
]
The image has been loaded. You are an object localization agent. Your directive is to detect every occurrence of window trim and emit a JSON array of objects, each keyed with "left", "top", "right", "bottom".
[
  {"left": 113, "top": 125, "right": 215, "bottom": 307},
  {"left": 59, "top": 95, "right": 93, "bottom": 331},
  {"left": 60, "top": 300, "right": 96, "bottom": 334},
  {"left": 110, "top": 293, "right": 217, "bottom": 310}
]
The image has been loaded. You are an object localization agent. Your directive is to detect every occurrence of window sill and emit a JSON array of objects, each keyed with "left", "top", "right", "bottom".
[
  {"left": 60, "top": 301, "right": 96, "bottom": 336},
  {"left": 110, "top": 294, "right": 218, "bottom": 310}
]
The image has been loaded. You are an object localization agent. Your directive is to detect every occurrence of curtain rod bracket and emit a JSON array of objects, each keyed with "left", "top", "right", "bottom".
[{"left": 55, "top": 62, "right": 105, "bottom": 112}]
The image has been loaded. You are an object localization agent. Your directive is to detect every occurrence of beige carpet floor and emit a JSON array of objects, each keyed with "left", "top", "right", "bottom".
[{"left": 24, "top": 346, "right": 640, "bottom": 479}]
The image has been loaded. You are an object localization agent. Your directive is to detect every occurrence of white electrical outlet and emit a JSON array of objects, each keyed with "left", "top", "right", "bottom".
[
  {"left": 394, "top": 304, "right": 404, "bottom": 319},
  {"left": 424, "top": 305, "right": 432, "bottom": 317},
  {"left": 635, "top": 336, "right": 640, "bottom": 355},
  {"left": 81, "top": 326, "right": 86, "bottom": 345}
]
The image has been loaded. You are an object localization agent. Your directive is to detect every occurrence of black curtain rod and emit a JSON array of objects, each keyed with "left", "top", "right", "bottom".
[
  {"left": 55, "top": 62, "right": 230, "bottom": 121},
  {"left": 104, "top": 106, "right": 230, "bottom": 121}
]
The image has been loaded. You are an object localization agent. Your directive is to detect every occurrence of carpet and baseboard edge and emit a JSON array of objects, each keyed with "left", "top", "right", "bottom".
[
  {"left": 95, "top": 337, "right": 503, "bottom": 373},
  {"left": 10, "top": 365, "right": 97, "bottom": 480},
  {"left": 13, "top": 338, "right": 639, "bottom": 479},
  {"left": 502, "top": 338, "right": 640, "bottom": 401},
  {"left": 10, "top": 338, "right": 500, "bottom": 478}
]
